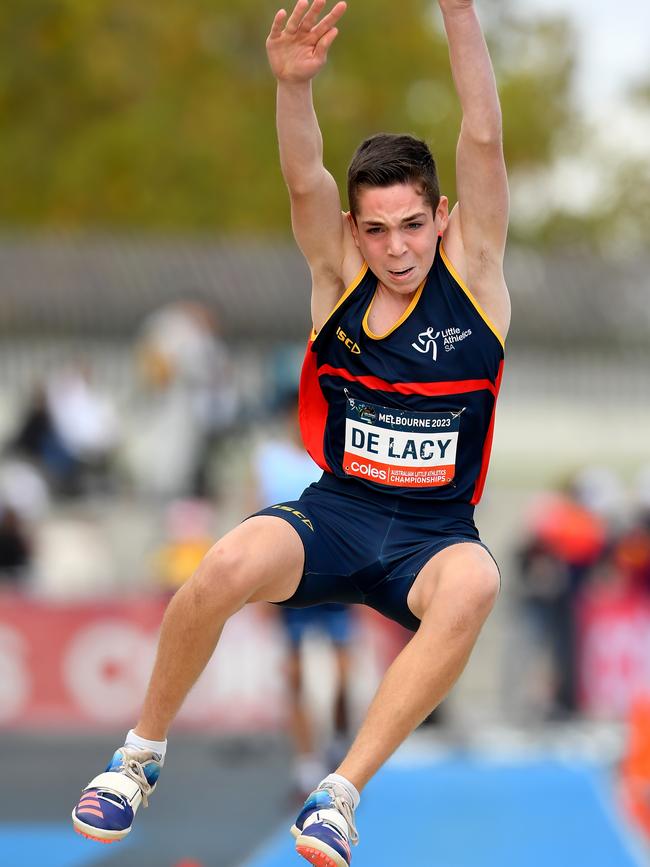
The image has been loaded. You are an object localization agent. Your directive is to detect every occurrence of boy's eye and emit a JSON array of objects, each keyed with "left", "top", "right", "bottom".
[
  {"left": 366, "top": 227, "right": 383, "bottom": 234},
  {"left": 407, "top": 222, "right": 423, "bottom": 230}
]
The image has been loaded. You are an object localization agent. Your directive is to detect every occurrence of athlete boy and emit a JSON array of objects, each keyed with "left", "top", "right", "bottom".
[{"left": 72, "top": 2, "right": 510, "bottom": 866}]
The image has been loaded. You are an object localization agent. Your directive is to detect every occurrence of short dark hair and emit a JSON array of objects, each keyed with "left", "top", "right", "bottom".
[{"left": 347, "top": 133, "right": 440, "bottom": 218}]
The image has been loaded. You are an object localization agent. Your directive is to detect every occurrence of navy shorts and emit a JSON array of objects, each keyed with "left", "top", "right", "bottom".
[
  {"left": 251, "top": 473, "right": 489, "bottom": 631},
  {"left": 249, "top": 472, "right": 494, "bottom": 632}
]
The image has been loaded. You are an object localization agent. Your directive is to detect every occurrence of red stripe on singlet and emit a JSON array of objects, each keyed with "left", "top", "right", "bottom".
[
  {"left": 470, "top": 358, "right": 504, "bottom": 505},
  {"left": 317, "top": 364, "right": 498, "bottom": 398},
  {"left": 299, "top": 341, "right": 330, "bottom": 471}
]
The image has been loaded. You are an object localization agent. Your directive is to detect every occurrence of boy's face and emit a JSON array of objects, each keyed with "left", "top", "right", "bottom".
[{"left": 351, "top": 183, "right": 448, "bottom": 295}]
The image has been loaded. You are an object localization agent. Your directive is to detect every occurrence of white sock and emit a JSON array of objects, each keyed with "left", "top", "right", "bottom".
[
  {"left": 319, "top": 773, "right": 360, "bottom": 810},
  {"left": 124, "top": 729, "right": 167, "bottom": 761}
]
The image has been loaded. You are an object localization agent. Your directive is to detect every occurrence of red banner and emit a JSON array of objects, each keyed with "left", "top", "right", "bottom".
[
  {"left": 578, "top": 589, "right": 650, "bottom": 717},
  {"left": 0, "top": 592, "right": 394, "bottom": 730}
]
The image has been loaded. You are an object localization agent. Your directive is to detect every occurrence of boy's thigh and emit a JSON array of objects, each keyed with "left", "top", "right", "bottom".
[
  {"left": 251, "top": 494, "right": 375, "bottom": 609},
  {"left": 405, "top": 540, "right": 500, "bottom": 621},
  {"left": 216, "top": 515, "right": 306, "bottom": 604}
]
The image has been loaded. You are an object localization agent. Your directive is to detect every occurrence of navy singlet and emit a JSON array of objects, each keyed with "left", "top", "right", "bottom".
[{"left": 299, "top": 236, "right": 505, "bottom": 506}]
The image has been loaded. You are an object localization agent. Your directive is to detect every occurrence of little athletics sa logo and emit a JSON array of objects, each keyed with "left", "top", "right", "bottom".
[{"left": 412, "top": 325, "right": 472, "bottom": 361}]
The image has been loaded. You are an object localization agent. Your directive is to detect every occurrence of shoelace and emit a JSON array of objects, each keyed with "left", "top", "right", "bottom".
[
  {"left": 117, "top": 749, "right": 155, "bottom": 808},
  {"left": 318, "top": 782, "right": 359, "bottom": 846}
]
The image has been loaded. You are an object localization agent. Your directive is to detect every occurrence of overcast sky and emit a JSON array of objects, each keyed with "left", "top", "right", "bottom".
[{"left": 522, "top": 0, "right": 650, "bottom": 111}]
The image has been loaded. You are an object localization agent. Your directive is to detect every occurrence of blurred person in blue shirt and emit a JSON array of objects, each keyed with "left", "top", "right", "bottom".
[{"left": 252, "top": 390, "right": 354, "bottom": 801}]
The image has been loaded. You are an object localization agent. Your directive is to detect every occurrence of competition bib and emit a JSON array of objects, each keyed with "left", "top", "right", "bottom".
[{"left": 343, "top": 394, "right": 463, "bottom": 489}]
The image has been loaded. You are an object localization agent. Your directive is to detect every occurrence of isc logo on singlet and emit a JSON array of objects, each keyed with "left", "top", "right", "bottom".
[{"left": 336, "top": 326, "right": 361, "bottom": 355}]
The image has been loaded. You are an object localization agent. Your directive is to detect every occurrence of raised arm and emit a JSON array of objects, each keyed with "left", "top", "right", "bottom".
[
  {"left": 438, "top": 0, "right": 511, "bottom": 337},
  {"left": 266, "top": 0, "right": 351, "bottom": 331}
]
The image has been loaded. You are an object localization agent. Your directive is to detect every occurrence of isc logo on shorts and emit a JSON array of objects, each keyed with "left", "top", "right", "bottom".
[{"left": 272, "top": 505, "right": 314, "bottom": 531}]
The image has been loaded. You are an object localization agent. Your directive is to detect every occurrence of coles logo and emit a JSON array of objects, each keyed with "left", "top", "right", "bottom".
[{"left": 349, "top": 460, "right": 387, "bottom": 481}]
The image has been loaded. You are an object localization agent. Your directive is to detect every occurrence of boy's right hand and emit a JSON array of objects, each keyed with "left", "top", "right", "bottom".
[{"left": 266, "top": 0, "right": 347, "bottom": 83}]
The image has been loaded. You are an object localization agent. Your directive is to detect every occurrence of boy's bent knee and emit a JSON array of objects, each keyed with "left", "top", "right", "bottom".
[
  {"left": 462, "top": 557, "right": 500, "bottom": 610},
  {"left": 436, "top": 558, "right": 500, "bottom": 633},
  {"left": 409, "top": 543, "right": 499, "bottom": 621},
  {"left": 187, "top": 518, "right": 304, "bottom": 607},
  {"left": 189, "top": 542, "right": 253, "bottom": 607}
]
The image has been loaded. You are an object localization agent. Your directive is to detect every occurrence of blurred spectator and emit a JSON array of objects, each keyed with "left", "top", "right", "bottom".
[
  {"left": 608, "top": 470, "right": 650, "bottom": 597},
  {"left": 0, "top": 502, "right": 32, "bottom": 585},
  {"left": 251, "top": 391, "right": 354, "bottom": 799},
  {"left": 152, "top": 499, "right": 215, "bottom": 593},
  {"left": 7, "top": 365, "right": 120, "bottom": 498},
  {"left": 0, "top": 457, "right": 50, "bottom": 524},
  {"left": 129, "top": 300, "right": 238, "bottom": 497},
  {"left": 574, "top": 468, "right": 650, "bottom": 721},
  {"left": 516, "top": 476, "right": 608, "bottom": 719},
  {"left": 611, "top": 517, "right": 650, "bottom": 597},
  {"left": 280, "top": 605, "right": 354, "bottom": 800},
  {"left": 6, "top": 383, "right": 77, "bottom": 496},
  {"left": 572, "top": 465, "right": 627, "bottom": 534},
  {"left": 45, "top": 362, "right": 120, "bottom": 496},
  {"left": 635, "top": 465, "right": 650, "bottom": 517}
]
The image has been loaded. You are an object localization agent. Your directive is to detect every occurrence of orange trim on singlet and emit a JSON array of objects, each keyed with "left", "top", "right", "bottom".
[
  {"left": 439, "top": 243, "right": 506, "bottom": 350},
  {"left": 317, "top": 363, "right": 498, "bottom": 398},
  {"left": 310, "top": 261, "right": 369, "bottom": 340},
  {"left": 361, "top": 278, "right": 426, "bottom": 340}
]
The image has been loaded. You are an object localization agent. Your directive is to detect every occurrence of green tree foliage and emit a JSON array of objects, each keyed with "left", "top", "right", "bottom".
[
  {"left": 0, "top": 0, "right": 576, "bottom": 233},
  {"left": 607, "top": 80, "right": 650, "bottom": 250}
]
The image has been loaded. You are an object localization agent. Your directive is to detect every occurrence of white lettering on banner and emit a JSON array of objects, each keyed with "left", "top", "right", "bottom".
[
  {"left": 178, "top": 611, "right": 286, "bottom": 722},
  {"left": 0, "top": 625, "right": 29, "bottom": 722},
  {"left": 580, "top": 607, "right": 650, "bottom": 716},
  {"left": 62, "top": 613, "right": 287, "bottom": 726},
  {"left": 63, "top": 622, "right": 157, "bottom": 721}
]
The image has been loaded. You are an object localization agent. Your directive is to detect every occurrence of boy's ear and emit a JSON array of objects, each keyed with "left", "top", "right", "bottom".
[
  {"left": 347, "top": 211, "right": 361, "bottom": 248},
  {"left": 435, "top": 195, "right": 449, "bottom": 233}
]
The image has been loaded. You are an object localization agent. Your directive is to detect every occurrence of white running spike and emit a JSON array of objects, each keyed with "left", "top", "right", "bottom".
[
  {"left": 302, "top": 808, "right": 349, "bottom": 836},
  {"left": 83, "top": 772, "right": 143, "bottom": 808}
]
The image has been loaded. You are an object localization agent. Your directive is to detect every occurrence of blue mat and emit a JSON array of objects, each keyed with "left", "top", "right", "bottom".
[
  {"left": 244, "top": 757, "right": 645, "bottom": 867},
  {"left": 0, "top": 825, "right": 128, "bottom": 867}
]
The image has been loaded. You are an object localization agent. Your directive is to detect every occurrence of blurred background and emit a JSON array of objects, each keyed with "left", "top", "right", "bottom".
[{"left": 1, "top": 0, "right": 650, "bottom": 865}]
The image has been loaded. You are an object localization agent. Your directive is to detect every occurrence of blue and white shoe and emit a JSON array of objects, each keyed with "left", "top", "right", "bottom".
[
  {"left": 72, "top": 746, "right": 162, "bottom": 843},
  {"left": 291, "top": 781, "right": 359, "bottom": 867}
]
